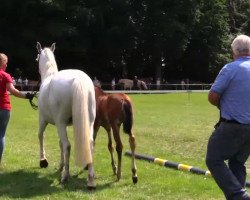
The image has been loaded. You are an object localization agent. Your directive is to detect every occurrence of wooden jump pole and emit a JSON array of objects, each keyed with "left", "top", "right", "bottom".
[{"left": 125, "top": 151, "right": 250, "bottom": 187}]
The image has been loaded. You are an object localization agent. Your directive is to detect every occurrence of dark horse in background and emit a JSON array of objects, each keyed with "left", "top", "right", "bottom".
[{"left": 94, "top": 86, "right": 138, "bottom": 184}]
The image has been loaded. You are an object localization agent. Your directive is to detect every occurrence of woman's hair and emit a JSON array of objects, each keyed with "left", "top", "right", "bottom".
[
  {"left": 0, "top": 53, "right": 8, "bottom": 67},
  {"left": 231, "top": 35, "right": 250, "bottom": 56}
]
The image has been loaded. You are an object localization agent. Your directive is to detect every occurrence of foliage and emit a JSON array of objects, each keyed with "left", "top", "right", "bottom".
[
  {"left": 0, "top": 0, "right": 249, "bottom": 82},
  {"left": 227, "top": 0, "right": 250, "bottom": 34},
  {"left": 180, "top": 0, "right": 231, "bottom": 81}
]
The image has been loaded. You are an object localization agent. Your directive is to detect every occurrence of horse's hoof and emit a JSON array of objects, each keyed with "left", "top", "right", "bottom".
[
  {"left": 87, "top": 174, "right": 96, "bottom": 190},
  {"left": 61, "top": 176, "right": 69, "bottom": 184},
  {"left": 40, "top": 159, "right": 48, "bottom": 168},
  {"left": 87, "top": 185, "right": 96, "bottom": 190},
  {"left": 132, "top": 176, "right": 138, "bottom": 184},
  {"left": 61, "top": 179, "right": 68, "bottom": 184},
  {"left": 117, "top": 172, "right": 121, "bottom": 181}
]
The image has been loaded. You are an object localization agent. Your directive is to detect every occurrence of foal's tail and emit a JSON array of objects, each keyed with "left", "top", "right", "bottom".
[
  {"left": 123, "top": 99, "right": 133, "bottom": 134},
  {"left": 72, "top": 78, "right": 95, "bottom": 167}
]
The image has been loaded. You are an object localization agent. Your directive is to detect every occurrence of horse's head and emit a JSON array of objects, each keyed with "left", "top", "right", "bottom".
[
  {"left": 36, "top": 42, "right": 58, "bottom": 81},
  {"left": 36, "top": 42, "right": 56, "bottom": 54},
  {"left": 36, "top": 42, "right": 55, "bottom": 63},
  {"left": 95, "top": 86, "right": 105, "bottom": 98},
  {"left": 117, "top": 79, "right": 126, "bottom": 89},
  {"left": 118, "top": 79, "right": 124, "bottom": 84}
]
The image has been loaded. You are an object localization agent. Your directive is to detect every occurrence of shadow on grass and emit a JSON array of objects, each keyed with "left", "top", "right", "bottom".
[
  {"left": 0, "top": 168, "right": 119, "bottom": 198},
  {"left": 0, "top": 169, "right": 60, "bottom": 198},
  {"left": 63, "top": 169, "right": 117, "bottom": 192}
]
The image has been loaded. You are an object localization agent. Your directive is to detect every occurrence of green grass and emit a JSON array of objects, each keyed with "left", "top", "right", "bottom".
[{"left": 0, "top": 93, "right": 248, "bottom": 199}]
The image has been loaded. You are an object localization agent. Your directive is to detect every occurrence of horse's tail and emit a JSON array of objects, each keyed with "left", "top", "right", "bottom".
[
  {"left": 122, "top": 99, "right": 133, "bottom": 134},
  {"left": 72, "top": 78, "right": 95, "bottom": 167},
  {"left": 141, "top": 81, "right": 148, "bottom": 90}
]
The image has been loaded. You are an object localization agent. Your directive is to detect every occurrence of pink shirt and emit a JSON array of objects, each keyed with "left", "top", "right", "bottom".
[{"left": 0, "top": 69, "right": 13, "bottom": 110}]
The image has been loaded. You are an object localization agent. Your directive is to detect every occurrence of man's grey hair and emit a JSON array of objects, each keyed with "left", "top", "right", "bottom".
[{"left": 231, "top": 35, "right": 250, "bottom": 56}]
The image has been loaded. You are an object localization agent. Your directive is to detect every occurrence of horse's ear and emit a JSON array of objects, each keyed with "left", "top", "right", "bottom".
[
  {"left": 50, "top": 43, "right": 56, "bottom": 52},
  {"left": 36, "top": 42, "right": 42, "bottom": 53}
]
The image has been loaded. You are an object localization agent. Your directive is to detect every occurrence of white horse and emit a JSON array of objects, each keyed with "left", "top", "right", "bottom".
[{"left": 36, "top": 42, "right": 96, "bottom": 189}]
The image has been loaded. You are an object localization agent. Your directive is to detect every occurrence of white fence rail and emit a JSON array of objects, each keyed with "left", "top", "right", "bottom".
[
  {"left": 101, "top": 83, "right": 212, "bottom": 91},
  {"left": 15, "top": 82, "right": 212, "bottom": 93}
]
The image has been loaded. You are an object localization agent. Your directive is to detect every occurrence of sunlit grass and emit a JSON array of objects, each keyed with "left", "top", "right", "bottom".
[{"left": 0, "top": 93, "right": 247, "bottom": 199}]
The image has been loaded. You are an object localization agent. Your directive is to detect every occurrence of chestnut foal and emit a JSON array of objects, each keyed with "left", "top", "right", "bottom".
[{"left": 94, "top": 86, "right": 138, "bottom": 184}]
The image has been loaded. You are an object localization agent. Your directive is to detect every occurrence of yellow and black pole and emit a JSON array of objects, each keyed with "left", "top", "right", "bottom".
[{"left": 125, "top": 151, "right": 250, "bottom": 187}]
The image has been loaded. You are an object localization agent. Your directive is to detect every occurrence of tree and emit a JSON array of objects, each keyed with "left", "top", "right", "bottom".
[
  {"left": 180, "top": 0, "right": 231, "bottom": 82},
  {"left": 227, "top": 0, "right": 250, "bottom": 34},
  {"left": 0, "top": 0, "right": 244, "bottom": 83},
  {"left": 122, "top": 0, "right": 200, "bottom": 81}
]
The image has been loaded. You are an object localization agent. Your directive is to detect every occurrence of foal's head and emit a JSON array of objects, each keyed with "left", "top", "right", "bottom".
[{"left": 95, "top": 86, "right": 106, "bottom": 98}]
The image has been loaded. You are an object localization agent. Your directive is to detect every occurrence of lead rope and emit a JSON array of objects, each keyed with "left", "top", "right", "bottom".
[
  {"left": 28, "top": 80, "right": 40, "bottom": 110},
  {"left": 29, "top": 91, "right": 38, "bottom": 110}
]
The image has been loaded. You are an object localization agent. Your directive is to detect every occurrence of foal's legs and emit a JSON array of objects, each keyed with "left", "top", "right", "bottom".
[
  {"left": 56, "top": 124, "right": 71, "bottom": 183},
  {"left": 129, "top": 132, "right": 138, "bottom": 184},
  {"left": 38, "top": 120, "right": 48, "bottom": 168},
  {"left": 94, "top": 123, "right": 117, "bottom": 175},
  {"left": 93, "top": 123, "right": 100, "bottom": 144},
  {"left": 105, "top": 126, "right": 117, "bottom": 175},
  {"left": 111, "top": 123, "right": 123, "bottom": 181}
]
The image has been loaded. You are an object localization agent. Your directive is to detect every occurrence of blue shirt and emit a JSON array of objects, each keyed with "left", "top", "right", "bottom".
[{"left": 210, "top": 57, "right": 250, "bottom": 124}]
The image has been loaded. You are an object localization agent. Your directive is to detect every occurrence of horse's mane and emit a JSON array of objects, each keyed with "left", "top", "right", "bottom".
[
  {"left": 43, "top": 48, "right": 58, "bottom": 71},
  {"left": 39, "top": 48, "right": 58, "bottom": 80},
  {"left": 95, "top": 86, "right": 106, "bottom": 96}
]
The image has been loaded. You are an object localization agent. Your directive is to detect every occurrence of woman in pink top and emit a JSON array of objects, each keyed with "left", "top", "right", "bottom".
[{"left": 0, "top": 53, "right": 34, "bottom": 165}]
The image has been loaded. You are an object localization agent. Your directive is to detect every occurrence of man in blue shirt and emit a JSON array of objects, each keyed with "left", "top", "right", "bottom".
[{"left": 206, "top": 35, "right": 250, "bottom": 200}]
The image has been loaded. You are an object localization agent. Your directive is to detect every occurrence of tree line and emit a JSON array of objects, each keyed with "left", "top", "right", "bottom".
[{"left": 0, "top": 0, "right": 249, "bottom": 83}]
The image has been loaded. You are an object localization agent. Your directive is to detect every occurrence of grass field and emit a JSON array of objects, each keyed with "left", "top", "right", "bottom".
[{"left": 0, "top": 93, "right": 249, "bottom": 199}]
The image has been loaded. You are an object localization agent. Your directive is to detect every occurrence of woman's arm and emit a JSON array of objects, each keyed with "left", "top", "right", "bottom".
[{"left": 6, "top": 82, "right": 26, "bottom": 98}]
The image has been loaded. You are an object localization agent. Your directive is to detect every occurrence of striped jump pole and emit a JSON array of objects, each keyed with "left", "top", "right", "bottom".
[{"left": 125, "top": 151, "right": 250, "bottom": 188}]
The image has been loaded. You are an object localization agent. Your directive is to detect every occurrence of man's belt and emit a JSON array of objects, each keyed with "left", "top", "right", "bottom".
[{"left": 220, "top": 117, "right": 241, "bottom": 124}]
